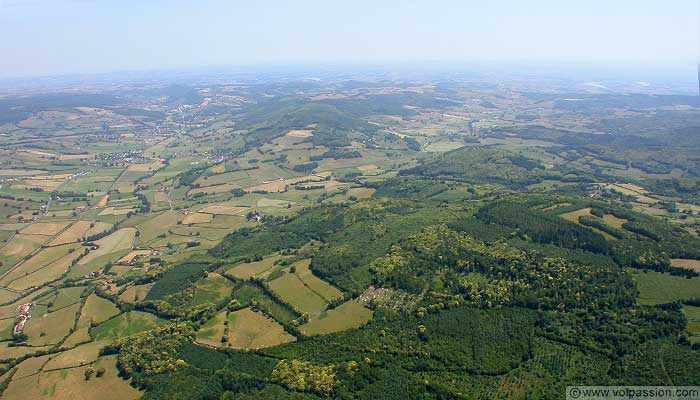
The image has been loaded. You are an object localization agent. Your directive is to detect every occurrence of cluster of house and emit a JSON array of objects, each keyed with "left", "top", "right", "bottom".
[
  {"left": 66, "top": 171, "right": 90, "bottom": 180},
  {"left": 97, "top": 278, "right": 115, "bottom": 291},
  {"left": 94, "top": 150, "right": 147, "bottom": 166},
  {"left": 13, "top": 303, "right": 32, "bottom": 336},
  {"left": 247, "top": 212, "right": 262, "bottom": 223},
  {"left": 83, "top": 268, "right": 105, "bottom": 280}
]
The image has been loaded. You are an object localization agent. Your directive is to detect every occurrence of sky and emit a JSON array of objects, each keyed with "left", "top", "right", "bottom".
[{"left": 0, "top": 0, "right": 697, "bottom": 78}]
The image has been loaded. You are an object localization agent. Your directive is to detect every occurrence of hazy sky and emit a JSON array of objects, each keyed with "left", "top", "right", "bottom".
[{"left": 0, "top": 0, "right": 697, "bottom": 77}]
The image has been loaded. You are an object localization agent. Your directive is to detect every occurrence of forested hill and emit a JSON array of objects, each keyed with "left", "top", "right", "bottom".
[{"left": 107, "top": 195, "right": 699, "bottom": 399}]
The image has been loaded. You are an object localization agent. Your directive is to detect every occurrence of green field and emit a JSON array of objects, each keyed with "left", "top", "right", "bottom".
[
  {"left": 79, "top": 294, "right": 120, "bottom": 325},
  {"left": 231, "top": 283, "right": 298, "bottom": 323},
  {"left": 191, "top": 273, "right": 234, "bottom": 305},
  {"left": 300, "top": 300, "right": 373, "bottom": 336},
  {"left": 292, "top": 259, "right": 343, "bottom": 302},
  {"left": 629, "top": 270, "right": 700, "bottom": 305},
  {"left": 91, "top": 311, "right": 164, "bottom": 342},
  {"left": 267, "top": 272, "right": 328, "bottom": 315},
  {"left": 683, "top": 305, "right": 700, "bottom": 344},
  {"left": 78, "top": 227, "right": 136, "bottom": 265},
  {"left": 223, "top": 254, "right": 282, "bottom": 280},
  {"left": 226, "top": 307, "right": 295, "bottom": 349},
  {"left": 24, "top": 302, "right": 82, "bottom": 346}
]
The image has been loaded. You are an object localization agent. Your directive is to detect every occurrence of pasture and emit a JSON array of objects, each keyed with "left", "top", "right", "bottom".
[
  {"left": 6, "top": 248, "right": 83, "bottom": 290},
  {"left": 224, "top": 254, "right": 282, "bottom": 280},
  {"left": 90, "top": 311, "right": 164, "bottom": 342},
  {"left": 0, "top": 234, "right": 46, "bottom": 268},
  {"left": 117, "top": 249, "right": 154, "bottom": 264},
  {"left": 559, "top": 207, "right": 592, "bottom": 224},
  {"left": 0, "top": 243, "right": 80, "bottom": 287},
  {"left": 300, "top": 300, "right": 373, "bottom": 336},
  {"left": 191, "top": 273, "right": 234, "bottom": 305},
  {"left": 49, "top": 220, "right": 93, "bottom": 245},
  {"left": 131, "top": 211, "right": 181, "bottom": 242},
  {"left": 629, "top": 270, "right": 700, "bottom": 305},
  {"left": 227, "top": 307, "right": 296, "bottom": 349},
  {"left": 43, "top": 340, "right": 106, "bottom": 370},
  {"left": 293, "top": 259, "right": 343, "bottom": 302},
  {"left": 182, "top": 212, "right": 212, "bottom": 224},
  {"left": 118, "top": 283, "right": 154, "bottom": 303},
  {"left": 78, "top": 227, "right": 136, "bottom": 265},
  {"left": 2, "top": 355, "right": 140, "bottom": 400},
  {"left": 21, "top": 221, "right": 71, "bottom": 236},
  {"left": 602, "top": 214, "right": 628, "bottom": 229},
  {"left": 84, "top": 221, "right": 113, "bottom": 238},
  {"left": 267, "top": 272, "right": 328, "bottom": 315},
  {"left": 195, "top": 310, "right": 226, "bottom": 346},
  {"left": 684, "top": 306, "right": 700, "bottom": 344},
  {"left": 79, "top": 294, "right": 120, "bottom": 325},
  {"left": 24, "top": 302, "right": 82, "bottom": 346},
  {"left": 199, "top": 204, "right": 248, "bottom": 216}
]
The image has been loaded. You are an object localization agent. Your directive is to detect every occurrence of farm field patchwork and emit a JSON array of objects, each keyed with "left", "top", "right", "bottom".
[{"left": 0, "top": 65, "right": 699, "bottom": 400}]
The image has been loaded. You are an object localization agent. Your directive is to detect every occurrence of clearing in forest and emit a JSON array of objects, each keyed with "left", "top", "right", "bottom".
[{"left": 301, "top": 300, "right": 373, "bottom": 336}]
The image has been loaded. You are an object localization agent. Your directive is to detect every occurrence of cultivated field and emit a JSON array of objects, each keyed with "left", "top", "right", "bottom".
[
  {"left": 21, "top": 221, "right": 71, "bottom": 236},
  {"left": 49, "top": 220, "right": 93, "bottom": 245},
  {"left": 671, "top": 259, "right": 700, "bottom": 272}
]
